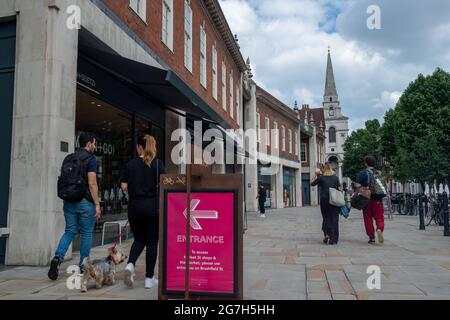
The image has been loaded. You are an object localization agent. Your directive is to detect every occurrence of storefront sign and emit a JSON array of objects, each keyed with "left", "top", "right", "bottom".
[
  {"left": 164, "top": 191, "right": 237, "bottom": 296},
  {"left": 77, "top": 72, "right": 96, "bottom": 88},
  {"left": 75, "top": 133, "right": 115, "bottom": 156}
]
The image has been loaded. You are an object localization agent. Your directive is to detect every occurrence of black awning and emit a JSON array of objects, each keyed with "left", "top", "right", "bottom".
[{"left": 78, "top": 45, "right": 231, "bottom": 129}]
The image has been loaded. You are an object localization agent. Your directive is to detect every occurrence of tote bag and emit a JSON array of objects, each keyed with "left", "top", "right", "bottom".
[{"left": 329, "top": 187, "right": 345, "bottom": 207}]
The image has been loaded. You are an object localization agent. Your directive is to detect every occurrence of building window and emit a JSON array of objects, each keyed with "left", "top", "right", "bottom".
[
  {"left": 161, "top": 0, "right": 173, "bottom": 50},
  {"left": 288, "top": 129, "right": 292, "bottom": 153},
  {"left": 273, "top": 122, "right": 279, "bottom": 149},
  {"left": 230, "top": 72, "right": 234, "bottom": 118},
  {"left": 212, "top": 46, "right": 218, "bottom": 100},
  {"left": 130, "top": 0, "right": 147, "bottom": 22},
  {"left": 256, "top": 113, "right": 260, "bottom": 143},
  {"left": 265, "top": 117, "right": 270, "bottom": 146},
  {"left": 200, "top": 25, "right": 207, "bottom": 88},
  {"left": 301, "top": 143, "right": 307, "bottom": 162},
  {"left": 282, "top": 126, "right": 286, "bottom": 151},
  {"left": 329, "top": 127, "right": 336, "bottom": 143},
  {"left": 222, "top": 62, "right": 227, "bottom": 111},
  {"left": 295, "top": 131, "right": 298, "bottom": 156},
  {"left": 184, "top": 0, "right": 193, "bottom": 72},
  {"left": 236, "top": 85, "right": 240, "bottom": 125}
]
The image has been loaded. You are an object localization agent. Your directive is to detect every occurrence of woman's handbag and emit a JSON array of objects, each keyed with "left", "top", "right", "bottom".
[
  {"left": 350, "top": 171, "right": 372, "bottom": 210},
  {"left": 329, "top": 187, "right": 345, "bottom": 207}
]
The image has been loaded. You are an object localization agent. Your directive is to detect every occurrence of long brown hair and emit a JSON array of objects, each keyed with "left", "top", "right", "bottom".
[{"left": 138, "top": 135, "right": 156, "bottom": 167}]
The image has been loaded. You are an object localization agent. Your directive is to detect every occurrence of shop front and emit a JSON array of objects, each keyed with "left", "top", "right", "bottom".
[
  {"left": 0, "top": 19, "right": 16, "bottom": 264},
  {"left": 257, "top": 163, "right": 276, "bottom": 208},
  {"left": 283, "top": 167, "right": 297, "bottom": 207},
  {"left": 74, "top": 29, "right": 235, "bottom": 247}
]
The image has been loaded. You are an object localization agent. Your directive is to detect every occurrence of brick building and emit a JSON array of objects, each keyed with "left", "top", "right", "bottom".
[
  {"left": 243, "top": 85, "right": 302, "bottom": 210},
  {"left": 0, "top": 0, "right": 248, "bottom": 266},
  {"left": 297, "top": 105, "right": 326, "bottom": 206}
]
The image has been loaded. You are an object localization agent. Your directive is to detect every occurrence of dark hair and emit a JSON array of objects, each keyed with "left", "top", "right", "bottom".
[
  {"left": 364, "top": 156, "right": 376, "bottom": 167},
  {"left": 79, "top": 132, "right": 96, "bottom": 148}
]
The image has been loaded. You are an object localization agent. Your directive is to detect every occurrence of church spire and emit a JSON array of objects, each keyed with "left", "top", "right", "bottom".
[{"left": 324, "top": 47, "right": 338, "bottom": 100}]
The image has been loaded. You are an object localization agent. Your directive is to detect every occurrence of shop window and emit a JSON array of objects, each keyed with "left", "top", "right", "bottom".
[{"left": 75, "top": 90, "right": 132, "bottom": 222}]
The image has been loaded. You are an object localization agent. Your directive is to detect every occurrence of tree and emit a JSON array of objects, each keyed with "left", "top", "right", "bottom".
[
  {"left": 342, "top": 119, "right": 382, "bottom": 181},
  {"left": 386, "top": 68, "right": 450, "bottom": 189}
]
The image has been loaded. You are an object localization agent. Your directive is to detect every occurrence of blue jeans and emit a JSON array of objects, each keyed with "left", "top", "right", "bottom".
[{"left": 54, "top": 200, "right": 95, "bottom": 267}]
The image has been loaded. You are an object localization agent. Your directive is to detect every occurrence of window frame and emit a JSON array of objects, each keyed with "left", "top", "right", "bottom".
[
  {"left": 288, "top": 129, "right": 292, "bottom": 153},
  {"left": 301, "top": 143, "right": 308, "bottom": 163},
  {"left": 212, "top": 45, "right": 218, "bottom": 100},
  {"left": 329, "top": 127, "right": 336, "bottom": 143},
  {"left": 200, "top": 24, "right": 207, "bottom": 88},
  {"left": 161, "top": 0, "right": 173, "bottom": 51},
  {"left": 265, "top": 117, "right": 270, "bottom": 146},
  {"left": 184, "top": 1, "right": 193, "bottom": 72},
  {"left": 129, "top": 0, "right": 147, "bottom": 22},
  {"left": 282, "top": 125, "right": 286, "bottom": 151},
  {"left": 222, "top": 61, "right": 227, "bottom": 111},
  {"left": 230, "top": 72, "right": 234, "bottom": 119},
  {"left": 256, "top": 113, "right": 261, "bottom": 143},
  {"left": 273, "top": 122, "right": 279, "bottom": 149}
]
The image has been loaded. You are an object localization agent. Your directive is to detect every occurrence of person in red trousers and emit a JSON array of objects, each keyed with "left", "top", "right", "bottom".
[{"left": 355, "top": 156, "right": 385, "bottom": 244}]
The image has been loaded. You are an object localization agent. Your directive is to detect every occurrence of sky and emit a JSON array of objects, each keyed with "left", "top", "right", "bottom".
[{"left": 219, "top": 0, "right": 450, "bottom": 132}]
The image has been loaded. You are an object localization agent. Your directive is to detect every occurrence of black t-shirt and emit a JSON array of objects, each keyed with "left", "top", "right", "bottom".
[
  {"left": 258, "top": 188, "right": 267, "bottom": 200},
  {"left": 120, "top": 157, "right": 165, "bottom": 199},
  {"left": 314, "top": 175, "right": 340, "bottom": 202}
]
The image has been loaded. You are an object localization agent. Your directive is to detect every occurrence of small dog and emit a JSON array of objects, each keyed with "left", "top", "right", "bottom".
[{"left": 81, "top": 246, "right": 127, "bottom": 292}]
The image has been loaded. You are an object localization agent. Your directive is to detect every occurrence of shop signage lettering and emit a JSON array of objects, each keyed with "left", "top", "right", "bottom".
[
  {"left": 77, "top": 72, "right": 96, "bottom": 88},
  {"left": 75, "top": 134, "right": 115, "bottom": 156},
  {"left": 165, "top": 192, "right": 235, "bottom": 294}
]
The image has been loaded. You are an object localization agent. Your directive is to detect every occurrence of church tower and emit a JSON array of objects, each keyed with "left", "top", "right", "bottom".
[{"left": 323, "top": 48, "right": 349, "bottom": 182}]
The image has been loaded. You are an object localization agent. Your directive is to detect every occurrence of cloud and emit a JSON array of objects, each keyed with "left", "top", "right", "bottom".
[
  {"left": 373, "top": 91, "right": 402, "bottom": 111},
  {"left": 219, "top": 0, "right": 450, "bottom": 131}
]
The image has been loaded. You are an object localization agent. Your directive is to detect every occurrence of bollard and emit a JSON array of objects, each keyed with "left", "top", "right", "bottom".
[
  {"left": 419, "top": 193, "right": 425, "bottom": 230},
  {"left": 443, "top": 191, "right": 449, "bottom": 237}
]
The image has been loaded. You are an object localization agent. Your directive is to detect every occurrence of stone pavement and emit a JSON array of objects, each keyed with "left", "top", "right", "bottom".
[
  {"left": 0, "top": 206, "right": 449, "bottom": 300},
  {"left": 243, "top": 206, "right": 450, "bottom": 300}
]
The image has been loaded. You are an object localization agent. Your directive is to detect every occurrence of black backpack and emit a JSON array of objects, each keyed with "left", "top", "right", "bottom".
[{"left": 57, "top": 151, "right": 93, "bottom": 203}]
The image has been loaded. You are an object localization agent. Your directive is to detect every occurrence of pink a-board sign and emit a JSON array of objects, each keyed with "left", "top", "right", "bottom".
[{"left": 164, "top": 191, "right": 236, "bottom": 295}]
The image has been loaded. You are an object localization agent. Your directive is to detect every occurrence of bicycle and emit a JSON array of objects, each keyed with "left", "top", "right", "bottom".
[{"left": 426, "top": 194, "right": 444, "bottom": 226}]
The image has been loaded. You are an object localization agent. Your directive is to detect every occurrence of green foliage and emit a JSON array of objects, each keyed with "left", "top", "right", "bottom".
[{"left": 344, "top": 68, "right": 450, "bottom": 185}]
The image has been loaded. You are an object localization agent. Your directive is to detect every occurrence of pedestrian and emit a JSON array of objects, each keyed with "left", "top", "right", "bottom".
[
  {"left": 257, "top": 185, "right": 267, "bottom": 218},
  {"left": 355, "top": 156, "right": 385, "bottom": 244},
  {"left": 311, "top": 162, "right": 341, "bottom": 245},
  {"left": 48, "top": 132, "right": 101, "bottom": 280},
  {"left": 121, "top": 135, "right": 165, "bottom": 289}
]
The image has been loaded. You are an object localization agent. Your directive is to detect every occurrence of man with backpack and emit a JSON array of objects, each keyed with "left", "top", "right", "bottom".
[
  {"left": 355, "top": 156, "right": 386, "bottom": 244},
  {"left": 48, "top": 133, "right": 101, "bottom": 280}
]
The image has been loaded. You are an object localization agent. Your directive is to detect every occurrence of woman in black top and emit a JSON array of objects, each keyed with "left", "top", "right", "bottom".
[
  {"left": 311, "top": 162, "right": 341, "bottom": 245},
  {"left": 121, "top": 135, "right": 165, "bottom": 289}
]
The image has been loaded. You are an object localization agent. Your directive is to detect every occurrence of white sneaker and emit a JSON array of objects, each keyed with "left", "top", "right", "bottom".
[
  {"left": 124, "top": 263, "right": 135, "bottom": 287},
  {"left": 145, "top": 276, "right": 158, "bottom": 289},
  {"left": 260, "top": 214, "right": 266, "bottom": 218}
]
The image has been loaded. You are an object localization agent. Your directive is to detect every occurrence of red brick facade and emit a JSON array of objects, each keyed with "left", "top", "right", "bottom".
[
  {"left": 255, "top": 86, "right": 300, "bottom": 162},
  {"left": 100, "top": 0, "right": 244, "bottom": 129}
]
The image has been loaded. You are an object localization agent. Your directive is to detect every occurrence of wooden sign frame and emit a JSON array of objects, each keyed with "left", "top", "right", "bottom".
[{"left": 158, "top": 166, "right": 243, "bottom": 300}]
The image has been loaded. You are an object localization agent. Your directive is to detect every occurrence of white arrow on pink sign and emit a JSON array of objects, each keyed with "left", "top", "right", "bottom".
[{"left": 182, "top": 199, "right": 219, "bottom": 230}]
